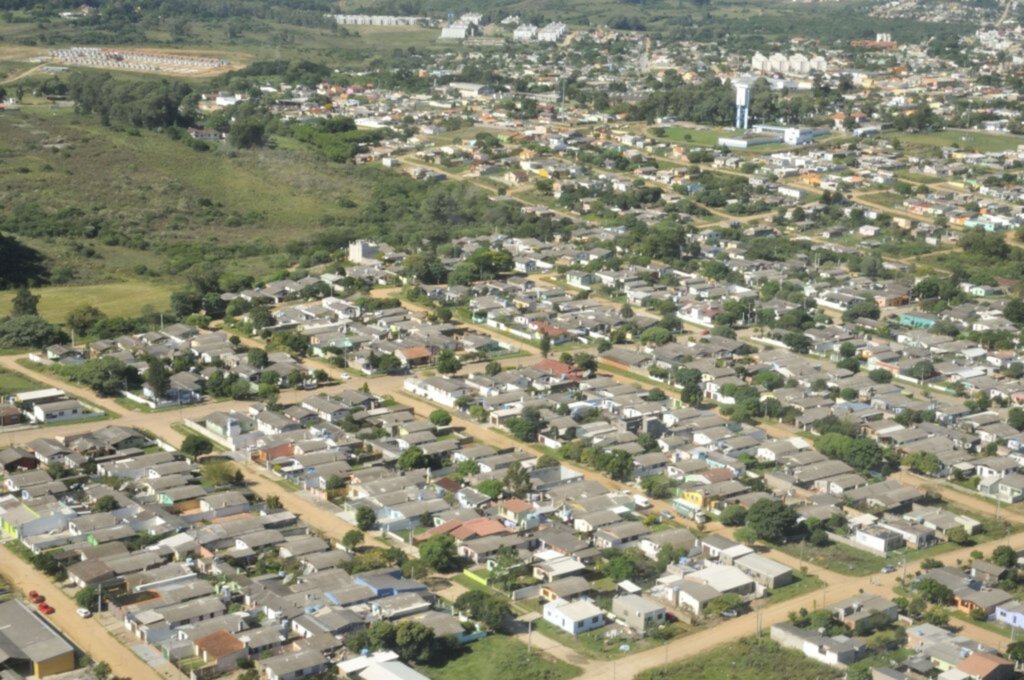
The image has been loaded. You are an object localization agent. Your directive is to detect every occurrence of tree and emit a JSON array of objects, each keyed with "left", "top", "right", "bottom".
[
  {"left": 393, "top": 620, "right": 436, "bottom": 663},
  {"left": 397, "top": 447, "right": 427, "bottom": 471},
  {"left": 539, "top": 333, "right": 551, "bottom": 358},
  {"left": 639, "top": 326, "right": 673, "bottom": 346},
  {"left": 455, "top": 590, "right": 512, "bottom": 630},
  {"left": 502, "top": 461, "right": 533, "bottom": 497},
  {"left": 65, "top": 304, "right": 106, "bottom": 336},
  {"left": 914, "top": 578, "right": 954, "bottom": 604},
  {"left": 922, "top": 605, "right": 949, "bottom": 626},
  {"left": 1007, "top": 640, "right": 1024, "bottom": 664},
  {"left": 201, "top": 461, "right": 239, "bottom": 488},
  {"left": 429, "top": 409, "right": 452, "bottom": 427},
  {"left": 485, "top": 361, "right": 503, "bottom": 376},
  {"left": 991, "top": 545, "right": 1017, "bottom": 568},
  {"left": 1009, "top": 408, "right": 1024, "bottom": 431},
  {"left": 506, "top": 407, "right": 544, "bottom": 442},
  {"left": 435, "top": 349, "right": 461, "bottom": 374},
  {"left": 868, "top": 368, "right": 893, "bottom": 383},
  {"left": 946, "top": 526, "right": 971, "bottom": 546},
  {"left": 93, "top": 495, "right": 119, "bottom": 512},
  {"left": 11, "top": 287, "right": 39, "bottom": 316},
  {"left": 76, "top": 585, "right": 99, "bottom": 612},
  {"left": 341, "top": 529, "right": 364, "bottom": 552},
  {"left": 145, "top": 357, "right": 171, "bottom": 399},
  {"left": 92, "top": 661, "right": 112, "bottom": 680},
  {"left": 719, "top": 504, "right": 747, "bottom": 526},
  {"left": 0, "top": 315, "right": 68, "bottom": 349},
  {"left": 477, "top": 479, "right": 503, "bottom": 499},
  {"left": 419, "top": 534, "right": 459, "bottom": 572},
  {"left": 356, "top": 506, "right": 377, "bottom": 531},
  {"left": 180, "top": 434, "right": 214, "bottom": 459},
  {"left": 247, "top": 348, "right": 268, "bottom": 368},
  {"left": 229, "top": 116, "right": 266, "bottom": 148},
  {"left": 745, "top": 499, "right": 799, "bottom": 544},
  {"left": 705, "top": 593, "right": 744, "bottom": 618}
]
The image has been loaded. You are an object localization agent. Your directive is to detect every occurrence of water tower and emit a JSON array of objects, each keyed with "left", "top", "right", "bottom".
[{"left": 734, "top": 81, "right": 751, "bottom": 130}]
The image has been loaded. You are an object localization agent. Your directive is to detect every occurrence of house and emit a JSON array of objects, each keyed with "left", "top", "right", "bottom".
[
  {"left": 734, "top": 553, "right": 793, "bottom": 589},
  {"left": 194, "top": 629, "right": 245, "bottom": 673},
  {"left": 672, "top": 580, "right": 721, "bottom": 617},
  {"left": 32, "top": 398, "right": 89, "bottom": 423},
  {"left": 954, "top": 587, "right": 1012, "bottom": 616},
  {"left": 957, "top": 652, "right": 1015, "bottom": 680},
  {"left": 829, "top": 595, "right": 898, "bottom": 634},
  {"left": 542, "top": 598, "right": 605, "bottom": 636},
  {"left": 770, "top": 623, "right": 866, "bottom": 668},
  {"left": 994, "top": 600, "right": 1024, "bottom": 630},
  {"left": 979, "top": 473, "right": 1024, "bottom": 503},
  {"left": 259, "top": 649, "right": 328, "bottom": 680},
  {"left": 611, "top": 594, "right": 666, "bottom": 633}
]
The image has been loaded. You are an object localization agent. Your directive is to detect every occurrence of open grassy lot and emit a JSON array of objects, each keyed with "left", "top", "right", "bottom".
[
  {"left": 0, "top": 368, "right": 44, "bottom": 395},
  {"left": 416, "top": 635, "right": 581, "bottom": 680},
  {"left": 888, "top": 130, "right": 1024, "bottom": 153},
  {"left": 637, "top": 637, "right": 841, "bottom": 680},
  {"left": 0, "top": 105, "right": 378, "bottom": 283},
  {"left": 0, "top": 282, "right": 172, "bottom": 321},
  {"left": 655, "top": 126, "right": 728, "bottom": 147},
  {"left": 763, "top": 572, "right": 825, "bottom": 605},
  {"left": 777, "top": 541, "right": 887, "bottom": 577}
]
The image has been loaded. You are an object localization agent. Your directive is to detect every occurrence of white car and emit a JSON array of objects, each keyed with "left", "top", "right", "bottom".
[
  {"left": 340, "top": 373, "right": 352, "bottom": 381},
  {"left": 76, "top": 608, "right": 92, "bottom": 618}
]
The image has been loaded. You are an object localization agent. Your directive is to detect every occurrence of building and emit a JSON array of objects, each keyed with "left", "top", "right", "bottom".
[
  {"left": 542, "top": 598, "right": 605, "bottom": 635},
  {"left": 611, "top": 594, "right": 666, "bottom": 633},
  {"left": 0, "top": 600, "right": 76, "bottom": 677},
  {"left": 349, "top": 240, "right": 380, "bottom": 264},
  {"left": 770, "top": 623, "right": 866, "bottom": 668},
  {"left": 537, "top": 22, "right": 567, "bottom": 42}
]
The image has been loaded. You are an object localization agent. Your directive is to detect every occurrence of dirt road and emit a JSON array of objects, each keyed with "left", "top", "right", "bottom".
[{"left": 0, "top": 544, "right": 163, "bottom": 680}]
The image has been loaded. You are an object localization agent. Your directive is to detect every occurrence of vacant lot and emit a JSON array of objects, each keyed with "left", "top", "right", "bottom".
[
  {"left": 0, "top": 368, "right": 44, "bottom": 396},
  {"left": 637, "top": 637, "right": 841, "bottom": 680},
  {"left": 0, "top": 282, "right": 172, "bottom": 322},
  {"left": 777, "top": 541, "right": 887, "bottom": 577},
  {"left": 417, "top": 635, "right": 580, "bottom": 680}
]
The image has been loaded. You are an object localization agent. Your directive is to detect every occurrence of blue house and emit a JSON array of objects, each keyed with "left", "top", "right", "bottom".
[
  {"left": 354, "top": 569, "right": 429, "bottom": 598},
  {"left": 898, "top": 312, "right": 938, "bottom": 329}
]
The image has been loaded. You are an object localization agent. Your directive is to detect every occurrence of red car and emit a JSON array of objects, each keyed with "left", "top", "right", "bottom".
[
  {"left": 29, "top": 593, "right": 45, "bottom": 604},
  {"left": 28, "top": 590, "right": 38, "bottom": 599},
  {"left": 37, "top": 602, "right": 53, "bottom": 614}
]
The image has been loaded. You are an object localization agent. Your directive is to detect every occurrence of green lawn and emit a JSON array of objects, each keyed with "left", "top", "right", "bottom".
[
  {"left": 417, "top": 634, "right": 581, "bottom": 680},
  {"left": 0, "top": 368, "right": 44, "bottom": 396},
  {"left": 888, "top": 130, "right": 1024, "bottom": 153},
  {"left": 637, "top": 637, "right": 841, "bottom": 680},
  {"left": 949, "top": 609, "right": 1013, "bottom": 638}
]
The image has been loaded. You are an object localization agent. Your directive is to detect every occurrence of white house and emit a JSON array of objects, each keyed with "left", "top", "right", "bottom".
[{"left": 542, "top": 598, "right": 605, "bottom": 636}]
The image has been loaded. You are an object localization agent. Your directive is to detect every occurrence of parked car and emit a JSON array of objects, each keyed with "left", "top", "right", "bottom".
[
  {"left": 37, "top": 602, "right": 53, "bottom": 614},
  {"left": 722, "top": 610, "right": 739, "bottom": 619},
  {"left": 76, "top": 608, "right": 93, "bottom": 618},
  {"left": 30, "top": 593, "right": 45, "bottom": 604},
  {"left": 880, "top": 565, "right": 896, "bottom": 574}
]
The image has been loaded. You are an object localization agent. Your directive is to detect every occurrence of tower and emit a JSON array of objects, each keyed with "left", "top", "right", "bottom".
[{"left": 734, "top": 81, "right": 751, "bottom": 130}]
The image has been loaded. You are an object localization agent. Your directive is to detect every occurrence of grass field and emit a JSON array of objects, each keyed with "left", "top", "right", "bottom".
[
  {"left": 637, "top": 637, "right": 841, "bottom": 680},
  {"left": 889, "top": 130, "right": 1024, "bottom": 153},
  {"left": 0, "top": 282, "right": 172, "bottom": 322},
  {"left": 763, "top": 572, "right": 825, "bottom": 605},
  {"left": 416, "top": 635, "right": 581, "bottom": 680},
  {"left": 0, "top": 368, "right": 44, "bottom": 396}
]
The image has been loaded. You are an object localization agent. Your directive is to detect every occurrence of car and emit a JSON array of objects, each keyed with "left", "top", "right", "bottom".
[
  {"left": 28, "top": 590, "right": 38, "bottom": 599},
  {"left": 37, "top": 602, "right": 52, "bottom": 614},
  {"left": 722, "top": 610, "right": 739, "bottom": 619},
  {"left": 880, "top": 565, "right": 897, "bottom": 574},
  {"left": 76, "top": 608, "right": 93, "bottom": 618},
  {"left": 340, "top": 373, "right": 351, "bottom": 381},
  {"left": 30, "top": 593, "right": 45, "bottom": 604},
  {"left": 41, "top": 605, "right": 54, "bottom": 615}
]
